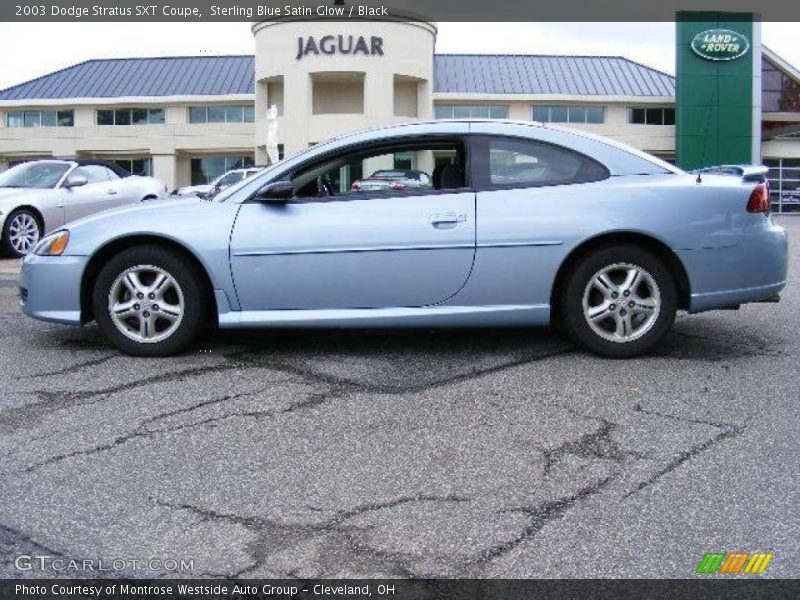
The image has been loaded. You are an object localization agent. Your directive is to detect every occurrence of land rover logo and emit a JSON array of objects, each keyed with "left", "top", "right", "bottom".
[
  {"left": 690, "top": 29, "right": 750, "bottom": 61},
  {"left": 296, "top": 35, "right": 384, "bottom": 60}
]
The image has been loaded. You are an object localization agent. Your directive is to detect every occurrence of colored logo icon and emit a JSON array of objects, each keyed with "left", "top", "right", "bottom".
[{"left": 696, "top": 552, "right": 773, "bottom": 574}]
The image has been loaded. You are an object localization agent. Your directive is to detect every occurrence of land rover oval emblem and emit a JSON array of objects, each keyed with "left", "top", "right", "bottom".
[{"left": 691, "top": 29, "right": 750, "bottom": 61}]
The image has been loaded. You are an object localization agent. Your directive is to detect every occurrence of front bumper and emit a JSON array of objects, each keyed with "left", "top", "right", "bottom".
[{"left": 19, "top": 254, "right": 88, "bottom": 325}]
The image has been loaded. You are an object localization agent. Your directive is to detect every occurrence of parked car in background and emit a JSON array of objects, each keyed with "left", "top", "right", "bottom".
[
  {"left": 172, "top": 167, "right": 263, "bottom": 199},
  {"left": 0, "top": 159, "right": 165, "bottom": 257},
  {"left": 19, "top": 120, "right": 787, "bottom": 358},
  {"left": 351, "top": 169, "right": 432, "bottom": 192}
]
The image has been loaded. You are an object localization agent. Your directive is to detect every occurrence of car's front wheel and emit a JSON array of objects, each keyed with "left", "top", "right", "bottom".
[
  {"left": 561, "top": 245, "right": 677, "bottom": 358},
  {"left": 2, "top": 208, "right": 42, "bottom": 257},
  {"left": 93, "top": 247, "right": 207, "bottom": 356}
]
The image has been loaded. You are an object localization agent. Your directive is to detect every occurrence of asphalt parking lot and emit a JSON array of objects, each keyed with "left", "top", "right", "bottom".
[{"left": 0, "top": 216, "right": 797, "bottom": 579}]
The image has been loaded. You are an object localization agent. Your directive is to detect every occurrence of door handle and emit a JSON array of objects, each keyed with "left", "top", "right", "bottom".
[
  {"left": 429, "top": 213, "right": 467, "bottom": 226},
  {"left": 107, "top": 189, "right": 118, "bottom": 195}
]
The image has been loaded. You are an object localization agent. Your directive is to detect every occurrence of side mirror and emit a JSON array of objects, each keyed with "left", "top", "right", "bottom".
[
  {"left": 255, "top": 181, "right": 294, "bottom": 203},
  {"left": 64, "top": 175, "right": 88, "bottom": 189}
]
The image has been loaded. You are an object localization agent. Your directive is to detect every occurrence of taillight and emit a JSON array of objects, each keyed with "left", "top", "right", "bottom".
[
  {"left": 390, "top": 182, "right": 406, "bottom": 190},
  {"left": 746, "top": 181, "right": 770, "bottom": 215},
  {"left": 351, "top": 182, "right": 360, "bottom": 190}
]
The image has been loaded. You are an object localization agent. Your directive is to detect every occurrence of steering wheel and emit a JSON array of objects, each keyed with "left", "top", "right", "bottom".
[{"left": 316, "top": 175, "right": 334, "bottom": 197}]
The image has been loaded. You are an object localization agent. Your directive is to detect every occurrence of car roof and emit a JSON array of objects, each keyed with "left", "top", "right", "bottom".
[{"left": 48, "top": 158, "right": 132, "bottom": 177}]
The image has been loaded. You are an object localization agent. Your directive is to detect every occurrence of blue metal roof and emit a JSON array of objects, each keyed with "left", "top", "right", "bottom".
[
  {"left": 433, "top": 55, "right": 675, "bottom": 97},
  {"left": 0, "top": 56, "right": 255, "bottom": 100},
  {"left": 0, "top": 54, "right": 675, "bottom": 101}
]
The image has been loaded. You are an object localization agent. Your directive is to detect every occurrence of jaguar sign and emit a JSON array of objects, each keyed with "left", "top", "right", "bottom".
[
  {"left": 296, "top": 35, "right": 384, "bottom": 60},
  {"left": 690, "top": 29, "right": 750, "bottom": 61}
]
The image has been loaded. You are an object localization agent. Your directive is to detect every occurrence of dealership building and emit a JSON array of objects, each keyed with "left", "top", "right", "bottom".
[{"left": 0, "top": 16, "right": 799, "bottom": 210}]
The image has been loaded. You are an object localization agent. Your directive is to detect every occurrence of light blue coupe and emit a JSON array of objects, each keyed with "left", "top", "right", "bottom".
[{"left": 20, "top": 120, "right": 788, "bottom": 357}]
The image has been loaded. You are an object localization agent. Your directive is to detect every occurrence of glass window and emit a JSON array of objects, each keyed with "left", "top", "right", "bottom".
[
  {"left": 0, "top": 161, "right": 70, "bottom": 189},
  {"left": 550, "top": 106, "right": 569, "bottom": 123},
  {"left": 628, "top": 107, "right": 674, "bottom": 125},
  {"left": 148, "top": 108, "right": 165, "bottom": 124},
  {"left": 225, "top": 106, "right": 244, "bottom": 123},
  {"left": 6, "top": 110, "right": 73, "bottom": 128},
  {"left": 481, "top": 136, "right": 608, "bottom": 188},
  {"left": 434, "top": 104, "right": 508, "bottom": 119},
  {"left": 57, "top": 110, "right": 74, "bottom": 126},
  {"left": 532, "top": 106, "right": 549, "bottom": 122},
  {"left": 114, "top": 109, "right": 131, "bottom": 126},
  {"left": 97, "top": 108, "right": 164, "bottom": 125},
  {"left": 645, "top": 109, "right": 662, "bottom": 125},
  {"left": 289, "top": 141, "right": 465, "bottom": 199},
  {"left": 190, "top": 155, "right": 255, "bottom": 185},
  {"left": 40, "top": 111, "right": 57, "bottom": 127},
  {"left": 73, "top": 165, "right": 111, "bottom": 184},
  {"left": 629, "top": 108, "right": 646, "bottom": 124},
  {"left": 532, "top": 105, "right": 604, "bottom": 124},
  {"left": 24, "top": 112, "right": 40, "bottom": 127},
  {"left": 568, "top": 106, "right": 587, "bottom": 123},
  {"left": 434, "top": 105, "right": 454, "bottom": 119},
  {"left": 111, "top": 158, "right": 152, "bottom": 177},
  {"left": 207, "top": 106, "right": 226, "bottom": 123},
  {"left": 216, "top": 172, "right": 244, "bottom": 187},
  {"left": 243, "top": 105, "right": 255, "bottom": 123},
  {"left": 97, "top": 110, "right": 114, "bottom": 126},
  {"left": 132, "top": 108, "right": 149, "bottom": 125},
  {"left": 586, "top": 106, "right": 605, "bottom": 124},
  {"left": 6, "top": 111, "right": 24, "bottom": 128},
  {"left": 188, "top": 107, "right": 206, "bottom": 124}
]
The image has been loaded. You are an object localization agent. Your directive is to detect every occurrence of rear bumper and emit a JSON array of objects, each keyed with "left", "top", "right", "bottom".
[
  {"left": 683, "top": 221, "right": 788, "bottom": 313},
  {"left": 689, "top": 280, "right": 786, "bottom": 313},
  {"left": 19, "top": 254, "right": 87, "bottom": 325}
]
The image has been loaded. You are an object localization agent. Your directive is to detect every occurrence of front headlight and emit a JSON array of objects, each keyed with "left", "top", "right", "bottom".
[{"left": 34, "top": 230, "right": 70, "bottom": 256}]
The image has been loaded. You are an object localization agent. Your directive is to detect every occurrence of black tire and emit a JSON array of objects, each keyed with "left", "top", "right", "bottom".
[
  {"left": 561, "top": 245, "right": 677, "bottom": 358},
  {"left": 2, "top": 208, "right": 42, "bottom": 258},
  {"left": 92, "top": 246, "right": 207, "bottom": 357}
]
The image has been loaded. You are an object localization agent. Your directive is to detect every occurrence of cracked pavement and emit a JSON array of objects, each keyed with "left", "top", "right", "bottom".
[{"left": 0, "top": 216, "right": 797, "bottom": 579}]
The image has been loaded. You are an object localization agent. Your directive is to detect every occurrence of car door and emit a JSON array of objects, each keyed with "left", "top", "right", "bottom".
[
  {"left": 229, "top": 137, "right": 476, "bottom": 310},
  {"left": 103, "top": 166, "right": 137, "bottom": 207},
  {"left": 62, "top": 165, "right": 119, "bottom": 222}
]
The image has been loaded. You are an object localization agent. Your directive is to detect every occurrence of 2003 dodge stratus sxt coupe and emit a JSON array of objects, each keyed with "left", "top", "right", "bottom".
[{"left": 20, "top": 121, "right": 788, "bottom": 358}]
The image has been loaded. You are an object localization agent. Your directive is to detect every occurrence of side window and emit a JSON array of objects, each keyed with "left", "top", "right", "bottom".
[
  {"left": 479, "top": 136, "right": 608, "bottom": 189},
  {"left": 289, "top": 140, "right": 467, "bottom": 200},
  {"left": 73, "top": 165, "right": 111, "bottom": 184},
  {"left": 104, "top": 167, "right": 121, "bottom": 181}
]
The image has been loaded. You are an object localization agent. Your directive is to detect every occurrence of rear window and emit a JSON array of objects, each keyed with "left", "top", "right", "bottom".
[{"left": 474, "top": 136, "right": 609, "bottom": 189}]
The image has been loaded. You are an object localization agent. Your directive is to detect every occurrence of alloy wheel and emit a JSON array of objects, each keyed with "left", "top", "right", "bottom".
[
  {"left": 8, "top": 213, "right": 40, "bottom": 255},
  {"left": 107, "top": 265, "right": 185, "bottom": 343},
  {"left": 581, "top": 262, "right": 661, "bottom": 343}
]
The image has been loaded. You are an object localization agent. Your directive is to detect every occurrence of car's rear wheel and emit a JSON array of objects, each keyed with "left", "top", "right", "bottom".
[
  {"left": 2, "top": 208, "right": 41, "bottom": 257},
  {"left": 93, "top": 247, "right": 207, "bottom": 356},
  {"left": 561, "top": 245, "right": 677, "bottom": 358}
]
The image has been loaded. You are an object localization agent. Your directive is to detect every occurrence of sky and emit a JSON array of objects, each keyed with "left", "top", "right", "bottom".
[{"left": 0, "top": 22, "right": 798, "bottom": 90}]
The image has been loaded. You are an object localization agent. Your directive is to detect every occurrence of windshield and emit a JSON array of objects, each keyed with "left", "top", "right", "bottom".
[{"left": 0, "top": 161, "right": 70, "bottom": 189}]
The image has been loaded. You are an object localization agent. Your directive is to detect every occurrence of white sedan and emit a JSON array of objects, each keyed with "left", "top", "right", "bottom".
[
  {"left": 0, "top": 159, "right": 165, "bottom": 257},
  {"left": 173, "top": 167, "right": 263, "bottom": 199}
]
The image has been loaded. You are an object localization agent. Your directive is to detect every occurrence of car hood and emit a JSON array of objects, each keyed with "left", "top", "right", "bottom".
[{"left": 62, "top": 196, "right": 203, "bottom": 233}]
